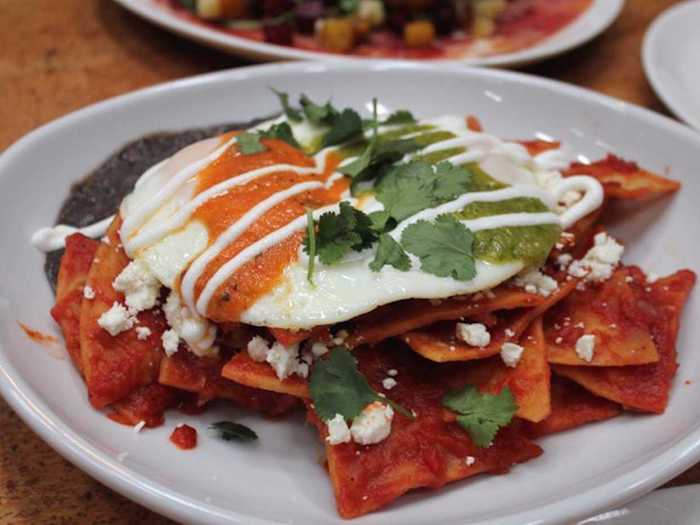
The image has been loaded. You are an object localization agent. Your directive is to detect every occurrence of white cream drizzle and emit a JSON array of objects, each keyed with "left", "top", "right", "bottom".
[
  {"left": 31, "top": 215, "right": 114, "bottom": 252},
  {"left": 180, "top": 180, "right": 324, "bottom": 314},
  {"left": 32, "top": 113, "right": 606, "bottom": 338},
  {"left": 195, "top": 201, "right": 343, "bottom": 316}
]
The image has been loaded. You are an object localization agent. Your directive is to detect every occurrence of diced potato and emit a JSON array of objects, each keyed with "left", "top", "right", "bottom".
[
  {"left": 317, "top": 18, "right": 356, "bottom": 53},
  {"left": 403, "top": 20, "right": 436, "bottom": 48},
  {"left": 472, "top": 0, "right": 507, "bottom": 18},
  {"left": 472, "top": 15, "right": 496, "bottom": 38},
  {"left": 196, "top": 0, "right": 247, "bottom": 20},
  {"left": 357, "top": 0, "right": 385, "bottom": 27}
]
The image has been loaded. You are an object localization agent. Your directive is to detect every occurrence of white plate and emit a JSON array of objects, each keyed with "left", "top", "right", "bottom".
[
  {"left": 643, "top": 0, "right": 700, "bottom": 130},
  {"left": 1, "top": 62, "right": 699, "bottom": 525},
  {"left": 113, "top": 0, "right": 623, "bottom": 67},
  {"left": 581, "top": 486, "right": 700, "bottom": 524}
]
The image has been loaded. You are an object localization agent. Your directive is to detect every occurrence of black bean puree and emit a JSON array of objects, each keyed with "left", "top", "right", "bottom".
[{"left": 44, "top": 118, "right": 268, "bottom": 292}]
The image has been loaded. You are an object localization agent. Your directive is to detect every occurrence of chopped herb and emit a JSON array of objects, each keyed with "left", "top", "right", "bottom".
[
  {"left": 300, "top": 94, "right": 336, "bottom": 125},
  {"left": 209, "top": 421, "right": 258, "bottom": 443},
  {"left": 305, "top": 209, "right": 316, "bottom": 285},
  {"left": 375, "top": 161, "right": 473, "bottom": 224},
  {"left": 442, "top": 386, "right": 517, "bottom": 447},
  {"left": 259, "top": 122, "right": 300, "bottom": 149},
  {"left": 304, "top": 202, "right": 377, "bottom": 265},
  {"left": 323, "top": 108, "right": 364, "bottom": 147},
  {"left": 271, "top": 88, "right": 302, "bottom": 122},
  {"left": 339, "top": 0, "right": 360, "bottom": 13},
  {"left": 236, "top": 132, "right": 266, "bottom": 155},
  {"left": 383, "top": 110, "right": 417, "bottom": 126},
  {"left": 401, "top": 215, "right": 476, "bottom": 281},
  {"left": 369, "top": 233, "right": 411, "bottom": 272},
  {"left": 310, "top": 347, "right": 413, "bottom": 421}
]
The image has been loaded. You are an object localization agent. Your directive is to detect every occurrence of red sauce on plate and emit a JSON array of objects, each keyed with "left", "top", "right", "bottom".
[
  {"left": 18, "top": 322, "right": 58, "bottom": 345},
  {"left": 170, "top": 424, "right": 198, "bottom": 450}
]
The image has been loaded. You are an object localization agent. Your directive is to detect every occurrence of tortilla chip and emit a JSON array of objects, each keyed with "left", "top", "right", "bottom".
[
  {"left": 546, "top": 268, "right": 659, "bottom": 366},
  {"left": 79, "top": 217, "right": 167, "bottom": 409},
  {"left": 159, "top": 349, "right": 299, "bottom": 415},
  {"left": 524, "top": 376, "right": 621, "bottom": 438},
  {"left": 458, "top": 318, "right": 550, "bottom": 423},
  {"left": 565, "top": 155, "right": 680, "bottom": 200},
  {"left": 554, "top": 268, "right": 695, "bottom": 413},
  {"left": 107, "top": 383, "right": 180, "bottom": 428},
  {"left": 220, "top": 351, "right": 310, "bottom": 398},
  {"left": 50, "top": 233, "right": 99, "bottom": 374},
  {"left": 307, "top": 344, "right": 542, "bottom": 519},
  {"left": 349, "top": 286, "right": 544, "bottom": 347},
  {"left": 402, "top": 279, "right": 577, "bottom": 363}
]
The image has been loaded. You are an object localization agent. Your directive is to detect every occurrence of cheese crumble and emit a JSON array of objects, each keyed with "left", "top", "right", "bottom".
[
  {"left": 514, "top": 269, "right": 558, "bottom": 297},
  {"left": 568, "top": 232, "right": 624, "bottom": 283},
  {"left": 83, "top": 286, "right": 95, "bottom": 300},
  {"left": 97, "top": 302, "right": 134, "bottom": 336},
  {"left": 326, "top": 414, "right": 351, "bottom": 445},
  {"left": 575, "top": 334, "right": 596, "bottom": 362},
  {"left": 350, "top": 402, "right": 394, "bottom": 445},
  {"left": 456, "top": 323, "right": 491, "bottom": 348},
  {"left": 500, "top": 342, "right": 524, "bottom": 368}
]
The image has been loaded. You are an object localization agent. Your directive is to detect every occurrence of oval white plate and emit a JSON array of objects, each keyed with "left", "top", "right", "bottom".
[
  {"left": 112, "top": 0, "right": 623, "bottom": 67},
  {"left": 643, "top": 0, "right": 700, "bottom": 130},
  {"left": 1, "top": 62, "right": 699, "bottom": 525}
]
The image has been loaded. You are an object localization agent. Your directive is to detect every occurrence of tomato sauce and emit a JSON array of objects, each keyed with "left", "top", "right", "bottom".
[
  {"left": 19, "top": 323, "right": 58, "bottom": 345},
  {"left": 170, "top": 424, "right": 198, "bottom": 450}
]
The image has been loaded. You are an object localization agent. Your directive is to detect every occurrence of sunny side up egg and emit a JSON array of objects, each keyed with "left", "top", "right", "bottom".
[{"left": 117, "top": 114, "right": 603, "bottom": 334}]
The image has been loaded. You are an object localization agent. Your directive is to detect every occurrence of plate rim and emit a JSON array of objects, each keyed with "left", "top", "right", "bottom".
[
  {"left": 642, "top": 0, "right": 700, "bottom": 130},
  {"left": 110, "top": 0, "right": 624, "bottom": 68},
  {"left": 1, "top": 61, "right": 700, "bottom": 525}
]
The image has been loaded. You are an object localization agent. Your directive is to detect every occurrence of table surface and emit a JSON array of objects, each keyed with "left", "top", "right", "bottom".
[{"left": 0, "top": 0, "right": 696, "bottom": 523}]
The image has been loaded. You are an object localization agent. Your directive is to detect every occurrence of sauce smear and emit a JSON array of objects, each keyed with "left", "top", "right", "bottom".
[{"left": 170, "top": 424, "right": 198, "bottom": 450}]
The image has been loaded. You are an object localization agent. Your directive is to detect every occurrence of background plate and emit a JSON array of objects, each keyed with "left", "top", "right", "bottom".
[
  {"left": 0, "top": 62, "right": 698, "bottom": 525},
  {"left": 112, "top": 0, "right": 624, "bottom": 67},
  {"left": 643, "top": 0, "right": 700, "bottom": 130}
]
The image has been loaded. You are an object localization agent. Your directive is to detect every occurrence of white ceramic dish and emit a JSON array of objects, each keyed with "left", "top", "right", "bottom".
[
  {"left": 643, "top": 0, "right": 700, "bottom": 130},
  {"left": 0, "top": 62, "right": 699, "bottom": 525},
  {"left": 580, "top": 486, "right": 700, "bottom": 524},
  {"left": 112, "top": 0, "right": 623, "bottom": 68}
]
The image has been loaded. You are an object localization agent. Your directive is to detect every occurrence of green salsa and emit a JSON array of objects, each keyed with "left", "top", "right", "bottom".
[
  {"left": 330, "top": 120, "right": 559, "bottom": 268},
  {"left": 455, "top": 198, "right": 560, "bottom": 266}
]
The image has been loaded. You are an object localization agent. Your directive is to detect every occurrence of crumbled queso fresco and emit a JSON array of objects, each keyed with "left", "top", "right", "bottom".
[
  {"left": 575, "top": 334, "right": 596, "bottom": 362},
  {"left": 326, "top": 402, "right": 395, "bottom": 447},
  {"left": 568, "top": 232, "right": 624, "bottom": 283},
  {"left": 456, "top": 322, "right": 491, "bottom": 348},
  {"left": 500, "top": 342, "right": 524, "bottom": 368},
  {"left": 514, "top": 268, "right": 558, "bottom": 297}
]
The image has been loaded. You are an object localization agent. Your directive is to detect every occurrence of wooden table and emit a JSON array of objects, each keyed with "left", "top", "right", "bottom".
[{"left": 0, "top": 0, "right": 694, "bottom": 523}]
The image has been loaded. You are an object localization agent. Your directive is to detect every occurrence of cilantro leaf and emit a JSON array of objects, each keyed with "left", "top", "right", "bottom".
[
  {"left": 369, "top": 233, "right": 411, "bottom": 272},
  {"left": 209, "top": 421, "right": 258, "bottom": 443},
  {"left": 383, "top": 110, "right": 416, "bottom": 126},
  {"left": 339, "top": 0, "right": 359, "bottom": 13},
  {"left": 368, "top": 210, "right": 394, "bottom": 232},
  {"left": 442, "top": 386, "right": 517, "bottom": 447},
  {"left": 236, "top": 132, "right": 266, "bottom": 155},
  {"left": 401, "top": 215, "right": 476, "bottom": 281},
  {"left": 271, "top": 88, "right": 302, "bottom": 122},
  {"left": 323, "top": 108, "right": 364, "bottom": 147},
  {"left": 375, "top": 161, "right": 473, "bottom": 223},
  {"left": 305, "top": 209, "right": 316, "bottom": 284},
  {"left": 300, "top": 94, "right": 336, "bottom": 125},
  {"left": 310, "top": 347, "right": 413, "bottom": 421},
  {"left": 305, "top": 202, "right": 378, "bottom": 266},
  {"left": 259, "top": 122, "right": 300, "bottom": 149}
]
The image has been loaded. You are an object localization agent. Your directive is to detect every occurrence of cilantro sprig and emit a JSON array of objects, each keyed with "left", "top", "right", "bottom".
[
  {"left": 310, "top": 347, "right": 413, "bottom": 422},
  {"left": 236, "top": 132, "right": 265, "bottom": 155},
  {"left": 375, "top": 161, "right": 474, "bottom": 224},
  {"left": 303, "top": 202, "right": 377, "bottom": 267},
  {"left": 442, "top": 386, "right": 517, "bottom": 447},
  {"left": 209, "top": 421, "right": 258, "bottom": 443},
  {"left": 401, "top": 215, "right": 476, "bottom": 281}
]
